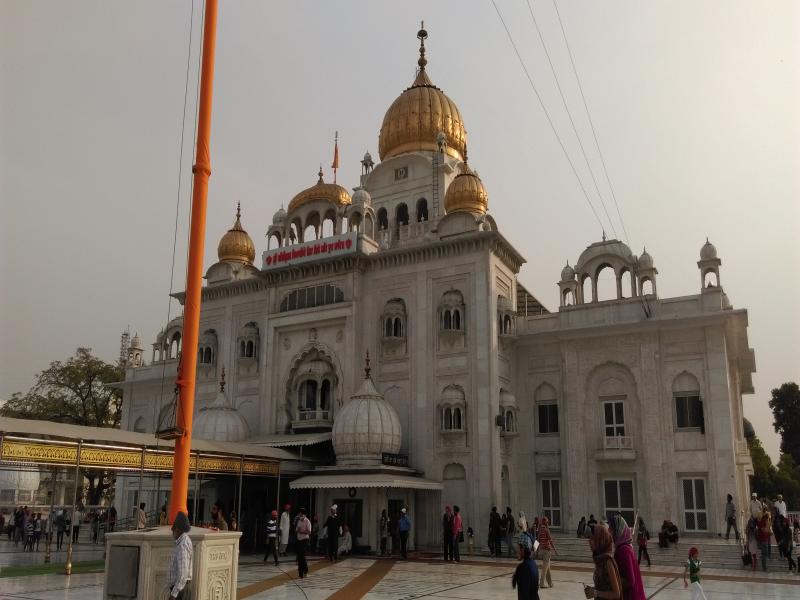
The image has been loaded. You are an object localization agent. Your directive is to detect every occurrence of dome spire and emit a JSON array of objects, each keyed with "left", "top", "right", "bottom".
[
  {"left": 219, "top": 366, "right": 226, "bottom": 392},
  {"left": 364, "top": 351, "right": 371, "bottom": 379},
  {"left": 417, "top": 21, "right": 428, "bottom": 70},
  {"left": 317, "top": 164, "right": 324, "bottom": 184}
]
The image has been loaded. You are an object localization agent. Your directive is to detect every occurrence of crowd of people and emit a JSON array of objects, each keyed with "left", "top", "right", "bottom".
[
  {"left": 497, "top": 506, "right": 649, "bottom": 600},
  {"left": 0, "top": 504, "right": 118, "bottom": 550},
  {"left": 743, "top": 492, "right": 799, "bottom": 572}
]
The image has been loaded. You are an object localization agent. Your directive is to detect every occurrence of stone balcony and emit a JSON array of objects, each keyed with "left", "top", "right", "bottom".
[
  {"left": 594, "top": 435, "right": 636, "bottom": 461},
  {"left": 292, "top": 409, "right": 332, "bottom": 430}
]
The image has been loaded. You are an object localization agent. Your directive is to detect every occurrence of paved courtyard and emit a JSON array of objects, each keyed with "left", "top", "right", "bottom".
[{"left": 1, "top": 552, "right": 798, "bottom": 599}]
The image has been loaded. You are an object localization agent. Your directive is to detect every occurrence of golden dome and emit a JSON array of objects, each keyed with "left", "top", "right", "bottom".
[
  {"left": 444, "top": 161, "right": 488, "bottom": 215},
  {"left": 217, "top": 203, "right": 255, "bottom": 264},
  {"left": 378, "top": 26, "right": 467, "bottom": 162},
  {"left": 288, "top": 168, "right": 352, "bottom": 213}
]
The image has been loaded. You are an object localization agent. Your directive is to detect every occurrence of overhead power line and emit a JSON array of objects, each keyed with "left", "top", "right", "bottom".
[
  {"left": 525, "top": 0, "right": 617, "bottom": 239},
  {"left": 489, "top": 0, "right": 605, "bottom": 233},
  {"left": 552, "top": 0, "right": 631, "bottom": 246}
]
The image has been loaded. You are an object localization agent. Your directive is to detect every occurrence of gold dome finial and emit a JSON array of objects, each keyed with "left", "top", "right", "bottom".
[
  {"left": 378, "top": 25, "right": 467, "bottom": 162},
  {"left": 417, "top": 21, "right": 428, "bottom": 70},
  {"left": 318, "top": 165, "right": 324, "bottom": 184},
  {"left": 217, "top": 203, "right": 255, "bottom": 264}
]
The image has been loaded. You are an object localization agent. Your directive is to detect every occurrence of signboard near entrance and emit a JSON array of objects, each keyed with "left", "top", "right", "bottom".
[{"left": 262, "top": 231, "right": 358, "bottom": 271}]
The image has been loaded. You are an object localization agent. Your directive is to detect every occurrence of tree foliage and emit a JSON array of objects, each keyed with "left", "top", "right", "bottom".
[
  {"left": 1, "top": 348, "right": 124, "bottom": 505},
  {"left": 769, "top": 382, "right": 800, "bottom": 465},
  {"left": 748, "top": 435, "right": 800, "bottom": 508}
]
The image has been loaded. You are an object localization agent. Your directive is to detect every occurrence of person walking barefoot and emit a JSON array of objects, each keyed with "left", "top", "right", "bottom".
[{"left": 683, "top": 547, "right": 707, "bottom": 600}]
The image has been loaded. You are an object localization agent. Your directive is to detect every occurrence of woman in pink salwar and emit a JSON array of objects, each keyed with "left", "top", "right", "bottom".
[{"left": 608, "top": 515, "right": 646, "bottom": 600}]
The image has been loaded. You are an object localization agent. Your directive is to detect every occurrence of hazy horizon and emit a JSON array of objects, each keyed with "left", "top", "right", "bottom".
[{"left": 1, "top": 1, "right": 797, "bottom": 462}]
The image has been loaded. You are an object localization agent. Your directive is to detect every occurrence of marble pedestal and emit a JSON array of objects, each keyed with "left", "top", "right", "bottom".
[{"left": 104, "top": 527, "right": 240, "bottom": 600}]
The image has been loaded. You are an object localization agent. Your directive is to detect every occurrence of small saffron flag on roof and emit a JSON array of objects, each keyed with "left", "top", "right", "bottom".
[{"left": 331, "top": 131, "right": 339, "bottom": 183}]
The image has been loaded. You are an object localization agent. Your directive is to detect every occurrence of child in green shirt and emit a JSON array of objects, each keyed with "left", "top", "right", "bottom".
[{"left": 683, "top": 547, "right": 707, "bottom": 600}]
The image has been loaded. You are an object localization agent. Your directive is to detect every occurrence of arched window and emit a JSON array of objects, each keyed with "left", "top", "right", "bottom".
[
  {"left": 320, "top": 379, "right": 332, "bottom": 411},
  {"left": 385, "top": 318, "right": 393, "bottom": 337},
  {"left": 298, "top": 380, "right": 318, "bottom": 411},
  {"left": 169, "top": 332, "right": 181, "bottom": 359},
  {"left": 443, "top": 407, "right": 453, "bottom": 430},
  {"left": 377, "top": 208, "right": 388, "bottom": 230},
  {"left": 673, "top": 372, "right": 704, "bottom": 431},
  {"left": 563, "top": 288, "right": 574, "bottom": 306},
  {"left": 393, "top": 317, "right": 402, "bottom": 337},
  {"left": 280, "top": 284, "right": 345, "bottom": 312},
  {"left": 641, "top": 278, "right": 654, "bottom": 295},
  {"left": 416, "top": 198, "right": 428, "bottom": 222},
  {"left": 203, "top": 347, "right": 212, "bottom": 364},
  {"left": 505, "top": 410, "right": 515, "bottom": 433},
  {"left": 245, "top": 340, "right": 254, "bottom": 358},
  {"left": 443, "top": 310, "right": 452, "bottom": 330},
  {"left": 703, "top": 271, "right": 718, "bottom": 288},
  {"left": 535, "top": 383, "right": 559, "bottom": 435},
  {"left": 396, "top": 203, "right": 409, "bottom": 226},
  {"left": 453, "top": 309, "right": 461, "bottom": 330},
  {"left": 620, "top": 269, "right": 633, "bottom": 299},
  {"left": 133, "top": 416, "right": 146, "bottom": 433},
  {"left": 582, "top": 274, "right": 592, "bottom": 304},
  {"left": 240, "top": 340, "right": 247, "bottom": 357},
  {"left": 595, "top": 264, "right": 616, "bottom": 301},
  {"left": 503, "top": 315, "right": 511, "bottom": 334},
  {"left": 440, "top": 386, "right": 466, "bottom": 432}
]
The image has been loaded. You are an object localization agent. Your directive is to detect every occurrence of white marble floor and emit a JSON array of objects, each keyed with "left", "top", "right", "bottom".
[{"left": 1, "top": 556, "right": 798, "bottom": 599}]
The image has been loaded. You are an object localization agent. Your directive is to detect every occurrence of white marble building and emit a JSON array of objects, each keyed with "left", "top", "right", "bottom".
[{"left": 117, "top": 28, "right": 755, "bottom": 548}]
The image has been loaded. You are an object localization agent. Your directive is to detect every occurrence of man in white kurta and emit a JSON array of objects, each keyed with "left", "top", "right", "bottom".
[{"left": 279, "top": 504, "right": 291, "bottom": 555}]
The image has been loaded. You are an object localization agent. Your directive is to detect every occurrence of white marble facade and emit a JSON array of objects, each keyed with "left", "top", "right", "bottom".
[{"left": 117, "top": 30, "right": 755, "bottom": 548}]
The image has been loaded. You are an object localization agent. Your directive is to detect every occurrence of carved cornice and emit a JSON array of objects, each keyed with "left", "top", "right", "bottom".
[{"left": 175, "top": 231, "right": 525, "bottom": 304}]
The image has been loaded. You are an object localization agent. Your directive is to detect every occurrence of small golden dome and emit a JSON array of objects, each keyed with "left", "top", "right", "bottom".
[
  {"left": 444, "top": 161, "right": 488, "bottom": 215},
  {"left": 288, "top": 168, "right": 351, "bottom": 213},
  {"left": 378, "top": 26, "right": 466, "bottom": 162},
  {"left": 217, "top": 203, "right": 255, "bottom": 264}
]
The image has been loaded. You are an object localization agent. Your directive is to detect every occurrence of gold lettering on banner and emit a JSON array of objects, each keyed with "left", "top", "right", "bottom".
[{"left": 0, "top": 440, "right": 278, "bottom": 475}]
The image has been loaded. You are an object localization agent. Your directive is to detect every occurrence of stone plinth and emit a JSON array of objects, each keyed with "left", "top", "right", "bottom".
[{"left": 104, "top": 526, "right": 240, "bottom": 600}]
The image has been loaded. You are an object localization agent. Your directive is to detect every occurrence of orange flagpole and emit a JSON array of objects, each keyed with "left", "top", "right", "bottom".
[{"left": 169, "top": 0, "right": 218, "bottom": 524}]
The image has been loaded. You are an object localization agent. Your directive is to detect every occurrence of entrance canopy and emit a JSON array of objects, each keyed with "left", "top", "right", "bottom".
[
  {"left": 0, "top": 417, "right": 295, "bottom": 476},
  {"left": 289, "top": 472, "right": 442, "bottom": 490}
]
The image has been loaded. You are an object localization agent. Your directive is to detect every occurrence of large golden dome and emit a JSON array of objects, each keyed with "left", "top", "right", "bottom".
[
  {"left": 444, "top": 161, "right": 488, "bottom": 215},
  {"left": 378, "top": 27, "right": 466, "bottom": 162},
  {"left": 288, "top": 168, "right": 351, "bottom": 213},
  {"left": 217, "top": 203, "right": 255, "bottom": 264}
]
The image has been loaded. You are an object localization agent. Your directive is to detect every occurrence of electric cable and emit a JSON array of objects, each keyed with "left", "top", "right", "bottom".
[
  {"left": 525, "top": 0, "right": 617, "bottom": 239},
  {"left": 552, "top": 0, "right": 632, "bottom": 246},
  {"left": 490, "top": 0, "right": 606, "bottom": 233},
  {"left": 153, "top": 0, "right": 199, "bottom": 511}
]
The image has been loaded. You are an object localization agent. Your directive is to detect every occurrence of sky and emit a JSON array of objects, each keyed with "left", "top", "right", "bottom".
[{"left": 1, "top": 1, "right": 798, "bottom": 461}]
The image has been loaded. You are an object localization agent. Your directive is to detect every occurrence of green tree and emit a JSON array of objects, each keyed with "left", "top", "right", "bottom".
[
  {"left": 769, "top": 382, "right": 800, "bottom": 465},
  {"left": 1, "top": 347, "right": 124, "bottom": 505},
  {"left": 747, "top": 434, "right": 776, "bottom": 499}
]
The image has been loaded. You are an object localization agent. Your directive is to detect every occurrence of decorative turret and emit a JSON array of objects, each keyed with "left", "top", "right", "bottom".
[{"left": 217, "top": 202, "right": 255, "bottom": 265}]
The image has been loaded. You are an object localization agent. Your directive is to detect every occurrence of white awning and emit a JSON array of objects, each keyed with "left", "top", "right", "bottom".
[{"left": 289, "top": 473, "right": 443, "bottom": 491}]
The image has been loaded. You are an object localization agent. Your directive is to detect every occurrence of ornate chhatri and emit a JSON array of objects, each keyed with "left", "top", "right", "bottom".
[
  {"left": 217, "top": 202, "right": 255, "bottom": 264},
  {"left": 287, "top": 167, "right": 352, "bottom": 213}
]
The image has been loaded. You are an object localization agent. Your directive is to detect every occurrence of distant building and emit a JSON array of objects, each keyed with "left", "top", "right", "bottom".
[{"left": 116, "top": 27, "right": 755, "bottom": 548}]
